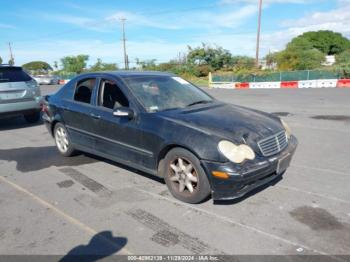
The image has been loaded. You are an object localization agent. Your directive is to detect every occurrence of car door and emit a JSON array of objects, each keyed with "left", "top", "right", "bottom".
[
  {"left": 60, "top": 76, "right": 98, "bottom": 150},
  {"left": 90, "top": 77, "right": 155, "bottom": 171}
]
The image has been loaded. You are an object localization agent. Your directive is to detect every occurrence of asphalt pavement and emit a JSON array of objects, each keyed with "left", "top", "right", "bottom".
[{"left": 0, "top": 85, "right": 349, "bottom": 259}]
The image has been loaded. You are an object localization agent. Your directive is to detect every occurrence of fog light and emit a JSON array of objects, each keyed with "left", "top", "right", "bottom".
[{"left": 212, "top": 171, "right": 230, "bottom": 179}]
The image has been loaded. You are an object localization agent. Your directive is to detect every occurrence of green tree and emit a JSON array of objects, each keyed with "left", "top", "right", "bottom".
[
  {"left": 89, "top": 58, "right": 118, "bottom": 72},
  {"left": 60, "top": 55, "right": 89, "bottom": 74},
  {"left": 0, "top": 56, "right": 2, "bottom": 64},
  {"left": 276, "top": 37, "right": 325, "bottom": 70},
  {"left": 187, "top": 43, "right": 232, "bottom": 70},
  {"left": 335, "top": 50, "right": 350, "bottom": 67},
  {"left": 277, "top": 49, "right": 324, "bottom": 70},
  {"left": 135, "top": 58, "right": 157, "bottom": 70},
  {"left": 22, "top": 61, "right": 53, "bottom": 74},
  {"left": 335, "top": 50, "right": 350, "bottom": 78},
  {"left": 289, "top": 30, "right": 350, "bottom": 55},
  {"left": 231, "top": 56, "right": 255, "bottom": 71},
  {"left": 8, "top": 58, "right": 14, "bottom": 66},
  {"left": 264, "top": 52, "right": 279, "bottom": 69}
]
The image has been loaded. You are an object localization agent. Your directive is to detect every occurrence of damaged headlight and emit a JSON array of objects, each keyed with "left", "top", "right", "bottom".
[
  {"left": 281, "top": 119, "right": 292, "bottom": 139},
  {"left": 218, "top": 140, "right": 255, "bottom": 164}
]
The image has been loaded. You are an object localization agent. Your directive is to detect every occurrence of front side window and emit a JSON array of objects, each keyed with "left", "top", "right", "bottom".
[
  {"left": 98, "top": 79, "right": 129, "bottom": 109},
  {"left": 121, "top": 75, "right": 213, "bottom": 112},
  {"left": 74, "top": 78, "right": 96, "bottom": 104}
]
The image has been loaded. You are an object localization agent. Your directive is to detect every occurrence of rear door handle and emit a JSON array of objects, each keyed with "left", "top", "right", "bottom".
[{"left": 90, "top": 113, "right": 101, "bottom": 119}]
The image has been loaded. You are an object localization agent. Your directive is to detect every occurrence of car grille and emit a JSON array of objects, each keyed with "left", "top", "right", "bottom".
[{"left": 257, "top": 131, "right": 288, "bottom": 157}]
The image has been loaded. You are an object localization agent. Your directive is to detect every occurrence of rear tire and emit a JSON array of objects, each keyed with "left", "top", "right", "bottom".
[
  {"left": 24, "top": 111, "right": 40, "bottom": 123},
  {"left": 163, "top": 148, "right": 211, "bottom": 204},
  {"left": 54, "top": 123, "right": 76, "bottom": 157}
]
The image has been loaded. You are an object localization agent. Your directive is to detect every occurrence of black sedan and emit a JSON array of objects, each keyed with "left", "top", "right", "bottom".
[{"left": 42, "top": 71, "right": 297, "bottom": 203}]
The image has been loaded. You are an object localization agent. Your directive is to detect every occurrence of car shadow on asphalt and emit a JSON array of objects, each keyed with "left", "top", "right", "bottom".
[
  {"left": 89, "top": 153, "right": 165, "bottom": 184},
  {"left": 59, "top": 231, "right": 127, "bottom": 262},
  {"left": 213, "top": 175, "right": 283, "bottom": 205},
  {"left": 0, "top": 145, "right": 165, "bottom": 184},
  {"left": 0, "top": 116, "right": 43, "bottom": 131},
  {"left": 0, "top": 146, "right": 98, "bottom": 173}
]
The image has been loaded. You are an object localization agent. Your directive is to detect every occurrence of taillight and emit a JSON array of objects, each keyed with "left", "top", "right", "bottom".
[
  {"left": 41, "top": 102, "right": 49, "bottom": 114},
  {"left": 26, "top": 79, "right": 38, "bottom": 88}
]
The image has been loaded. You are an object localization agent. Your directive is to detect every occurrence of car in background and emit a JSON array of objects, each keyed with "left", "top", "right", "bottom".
[
  {"left": 0, "top": 65, "right": 41, "bottom": 123},
  {"left": 42, "top": 71, "right": 297, "bottom": 203},
  {"left": 33, "top": 75, "right": 60, "bottom": 85}
]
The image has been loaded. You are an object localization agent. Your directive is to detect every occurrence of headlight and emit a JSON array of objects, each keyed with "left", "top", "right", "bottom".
[
  {"left": 281, "top": 119, "right": 292, "bottom": 139},
  {"left": 218, "top": 140, "right": 255, "bottom": 164}
]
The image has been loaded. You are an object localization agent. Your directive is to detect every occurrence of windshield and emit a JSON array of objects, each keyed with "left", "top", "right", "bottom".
[{"left": 121, "top": 75, "right": 213, "bottom": 112}]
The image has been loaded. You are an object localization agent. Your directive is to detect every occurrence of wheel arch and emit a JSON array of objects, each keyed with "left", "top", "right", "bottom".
[{"left": 156, "top": 144, "right": 202, "bottom": 177}]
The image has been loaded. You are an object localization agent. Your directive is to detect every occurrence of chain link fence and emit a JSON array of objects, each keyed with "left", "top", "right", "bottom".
[
  {"left": 211, "top": 70, "right": 343, "bottom": 83},
  {"left": 56, "top": 72, "right": 77, "bottom": 80}
]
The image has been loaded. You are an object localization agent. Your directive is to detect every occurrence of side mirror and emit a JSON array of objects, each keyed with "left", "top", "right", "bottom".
[{"left": 113, "top": 107, "right": 134, "bottom": 119}]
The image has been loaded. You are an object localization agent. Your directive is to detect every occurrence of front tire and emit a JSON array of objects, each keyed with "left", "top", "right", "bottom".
[
  {"left": 24, "top": 111, "right": 40, "bottom": 123},
  {"left": 163, "top": 148, "right": 211, "bottom": 204},
  {"left": 54, "top": 123, "right": 76, "bottom": 157}
]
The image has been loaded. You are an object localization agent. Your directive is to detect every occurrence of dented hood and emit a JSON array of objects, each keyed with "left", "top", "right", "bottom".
[{"left": 159, "top": 102, "right": 284, "bottom": 145}]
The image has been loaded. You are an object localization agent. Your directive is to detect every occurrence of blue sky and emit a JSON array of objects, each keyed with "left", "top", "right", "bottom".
[{"left": 0, "top": 0, "right": 349, "bottom": 67}]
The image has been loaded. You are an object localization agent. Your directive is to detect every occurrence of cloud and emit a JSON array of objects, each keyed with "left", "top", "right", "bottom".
[
  {"left": 106, "top": 11, "right": 180, "bottom": 30},
  {"left": 42, "top": 14, "right": 113, "bottom": 32},
  {"left": 42, "top": 3, "right": 259, "bottom": 32},
  {"left": 13, "top": 39, "right": 197, "bottom": 66},
  {"left": 12, "top": 0, "right": 350, "bottom": 66},
  {"left": 106, "top": 4, "right": 258, "bottom": 30},
  {"left": 196, "top": 5, "right": 257, "bottom": 28},
  {"left": 221, "top": 0, "right": 311, "bottom": 4},
  {"left": 0, "top": 23, "right": 16, "bottom": 29},
  {"left": 282, "top": 5, "right": 350, "bottom": 34}
]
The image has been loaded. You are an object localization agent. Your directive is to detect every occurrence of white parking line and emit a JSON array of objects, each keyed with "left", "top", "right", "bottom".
[
  {"left": 291, "top": 164, "right": 350, "bottom": 177},
  {"left": 135, "top": 187, "right": 343, "bottom": 260},
  {"left": 276, "top": 185, "right": 350, "bottom": 205},
  {"left": 0, "top": 176, "right": 132, "bottom": 255}
]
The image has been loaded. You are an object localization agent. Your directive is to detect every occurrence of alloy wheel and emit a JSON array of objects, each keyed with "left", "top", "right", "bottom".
[
  {"left": 55, "top": 127, "right": 69, "bottom": 153},
  {"left": 169, "top": 157, "right": 198, "bottom": 194}
]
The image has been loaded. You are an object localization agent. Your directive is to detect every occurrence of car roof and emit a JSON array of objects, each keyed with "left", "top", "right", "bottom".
[
  {"left": 78, "top": 70, "right": 176, "bottom": 78},
  {"left": 0, "top": 65, "right": 22, "bottom": 70}
]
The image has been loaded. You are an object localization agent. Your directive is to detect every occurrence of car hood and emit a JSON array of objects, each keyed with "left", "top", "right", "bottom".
[{"left": 159, "top": 102, "right": 284, "bottom": 145}]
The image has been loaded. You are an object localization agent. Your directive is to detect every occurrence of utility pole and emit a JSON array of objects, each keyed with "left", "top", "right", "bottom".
[
  {"left": 255, "top": 0, "right": 263, "bottom": 68},
  {"left": 120, "top": 18, "right": 129, "bottom": 70},
  {"left": 8, "top": 42, "right": 14, "bottom": 65}
]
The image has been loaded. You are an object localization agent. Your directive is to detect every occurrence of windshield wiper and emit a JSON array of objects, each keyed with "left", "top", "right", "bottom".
[
  {"left": 186, "top": 100, "right": 212, "bottom": 107},
  {"left": 161, "top": 107, "right": 181, "bottom": 112}
]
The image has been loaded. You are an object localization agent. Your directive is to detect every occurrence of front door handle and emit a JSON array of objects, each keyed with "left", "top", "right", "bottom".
[{"left": 90, "top": 113, "right": 101, "bottom": 119}]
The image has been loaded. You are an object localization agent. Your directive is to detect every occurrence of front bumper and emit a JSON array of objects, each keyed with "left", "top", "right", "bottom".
[{"left": 201, "top": 135, "right": 298, "bottom": 200}]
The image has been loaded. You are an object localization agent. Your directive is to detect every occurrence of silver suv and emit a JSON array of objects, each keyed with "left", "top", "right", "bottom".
[{"left": 0, "top": 65, "right": 41, "bottom": 123}]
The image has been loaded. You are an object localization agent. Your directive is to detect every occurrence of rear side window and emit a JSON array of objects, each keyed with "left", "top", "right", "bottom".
[
  {"left": 0, "top": 67, "right": 32, "bottom": 83},
  {"left": 74, "top": 78, "right": 96, "bottom": 104}
]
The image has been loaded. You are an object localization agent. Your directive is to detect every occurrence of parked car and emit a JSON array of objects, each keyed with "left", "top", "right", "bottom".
[
  {"left": 0, "top": 65, "right": 41, "bottom": 123},
  {"left": 33, "top": 75, "right": 60, "bottom": 85},
  {"left": 42, "top": 71, "right": 297, "bottom": 203}
]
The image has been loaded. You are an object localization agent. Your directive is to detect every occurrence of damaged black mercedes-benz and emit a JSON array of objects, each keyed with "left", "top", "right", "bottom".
[{"left": 43, "top": 71, "right": 297, "bottom": 204}]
